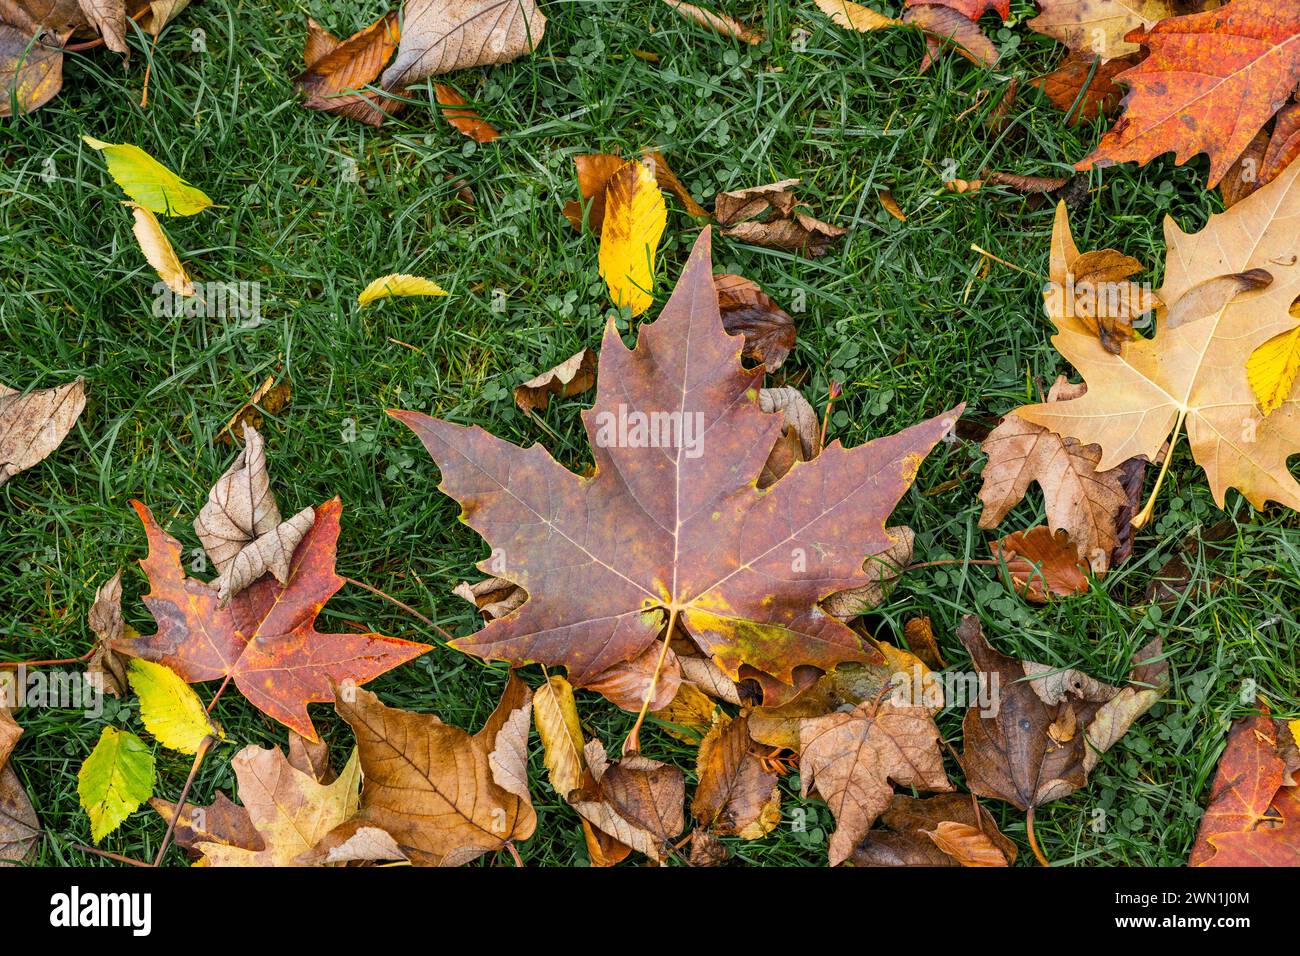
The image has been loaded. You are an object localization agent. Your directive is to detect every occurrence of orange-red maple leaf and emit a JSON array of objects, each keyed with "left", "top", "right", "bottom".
[
  {"left": 1078, "top": 0, "right": 1300, "bottom": 186},
  {"left": 390, "top": 230, "right": 962, "bottom": 704},
  {"left": 117, "top": 497, "right": 431, "bottom": 742}
]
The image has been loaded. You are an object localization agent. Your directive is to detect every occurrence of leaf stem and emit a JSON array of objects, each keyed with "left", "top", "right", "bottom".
[
  {"left": 342, "top": 575, "right": 457, "bottom": 643},
  {"left": 1133, "top": 409, "right": 1186, "bottom": 530},
  {"left": 1025, "top": 806, "right": 1051, "bottom": 867},
  {"left": 623, "top": 607, "right": 679, "bottom": 756},
  {"left": 152, "top": 736, "right": 212, "bottom": 867}
]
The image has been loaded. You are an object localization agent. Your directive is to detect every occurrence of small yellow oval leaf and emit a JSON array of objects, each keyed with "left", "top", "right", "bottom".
[
  {"left": 126, "top": 202, "right": 195, "bottom": 297},
  {"left": 1247, "top": 320, "right": 1300, "bottom": 416},
  {"left": 599, "top": 159, "right": 666, "bottom": 317},
  {"left": 357, "top": 274, "right": 449, "bottom": 306},
  {"left": 127, "top": 658, "right": 223, "bottom": 755}
]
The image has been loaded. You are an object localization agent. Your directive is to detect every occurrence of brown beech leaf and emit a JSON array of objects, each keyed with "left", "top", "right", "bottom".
[
  {"left": 434, "top": 83, "right": 500, "bottom": 142},
  {"left": 692, "top": 713, "right": 780, "bottom": 839},
  {"left": 312, "top": 676, "right": 535, "bottom": 867},
  {"left": 381, "top": 0, "right": 546, "bottom": 90},
  {"left": 194, "top": 423, "right": 316, "bottom": 605},
  {"left": 390, "top": 229, "right": 961, "bottom": 706},
  {"left": 194, "top": 745, "right": 361, "bottom": 866},
  {"left": 513, "top": 348, "right": 596, "bottom": 413},
  {"left": 993, "top": 526, "right": 1091, "bottom": 602},
  {"left": 295, "top": 13, "right": 403, "bottom": 127},
  {"left": 87, "top": 570, "right": 130, "bottom": 697},
  {"left": 714, "top": 274, "right": 796, "bottom": 371},
  {"left": 1077, "top": 1, "right": 1300, "bottom": 187},
  {"left": 1190, "top": 704, "right": 1300, "bottom": 866},
  {"left": 1221, "top": 103, "right": 1300, "bottom": 208},
  {"left": 801, "top": 698, "right": 952, "bottom": 866},
  {"left": 715, "top": 181, "right": 846, "bottom": 257},
  {"left": 149, "top": 792, "right": 264, "bottom": 860},
  {"left": 979, "top": 377, "right": 1130, "bottom": 572},
  {"left": 0, "top": 378, "right": 85, "bottom": 485},
  {"left": 1031, "top": 53, "right": 1138, "bottom": 125},
  {"left": 571, "top": 739, "right": 685, "bottom": 861},
  {"left": 853, "top": 792, "right": 1015, "bottom": 867},
  {"left": 0, "top": 765, "right": 38, "bottom": 866},
  {"left": 118, "top": 497, "right": 431, "bottom": 742},
  {"left": 923, "top": 820, "right": 1009, "bottom": 865},
  {"left": 958, "top": 616, "right": 1166, "bottom": 817},
  {"left": 0, "top": 21, "right": 63, "bottom": 117},
  {"left": 661, "top": 0, "right": 763, "bottom": 43}
]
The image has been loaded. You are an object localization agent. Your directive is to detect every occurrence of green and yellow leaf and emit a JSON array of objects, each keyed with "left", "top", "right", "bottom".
[
  {"left": 77, "top": 727, "right": 155, "bottom": 842},
  {"left": 357, "top": 274, "right": 448, "bottom": 306},
  {"left": 127, "top": 658, "right": 223, "bottom": 755},
  {"left": 82, "top": 136, "right": 213, "bottom": 216}
]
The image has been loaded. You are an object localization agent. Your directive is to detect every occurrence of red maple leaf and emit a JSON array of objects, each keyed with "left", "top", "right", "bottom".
[{"left": 118, "top": 497, "right": 431, "bottom": 741}]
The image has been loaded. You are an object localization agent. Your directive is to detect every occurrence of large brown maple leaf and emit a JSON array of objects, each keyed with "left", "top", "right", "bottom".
[
  {"left": 391, "top": 229, "right": 961, "bottom": 702},
  {"left": 118, "top": 497, "right": 431, "bottom": 742}
]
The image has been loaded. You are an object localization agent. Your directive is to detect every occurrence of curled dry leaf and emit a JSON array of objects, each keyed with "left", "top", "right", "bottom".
[
  {"left": 433, "top": 83, "right": 500, "bottom": 142},
  {"left": 150, "top": 791, "right": 262, "bottom": 860},
  {"left": 514, "top": 348, "right": 596, "bottom": 413},
  {"left": 903, "top": 3, "right": 999, "bottom": 70},
  {"left": 452, "top": 575, "right": 526, "bottom": 620},
  {"left": 571, "top": 739, "right": 685, "bottom": 862},
  {"left": 714, "top": 180, "right": 846, "bottom": 257},
  {"left": 1077, "top": 0, "right": 1300, "bottom": 187},
  {"left": 583, "top": 641, "right": 681, "bottom": 713},
  {"left": 391, "top": 230, "right": 962, "bottom": 707},
  {"left": 295, "top": 13, "right": 403, "bottom": 127},
  {"left": 993, "top": 526, "right": 1090, "bottom": 602},
  {"left": 923, "top": 820, "right": 1010, "bottom": 866},
  {"left": 87, "top": 570, "right": 129, "bottom": 697},
  {"left": 715, "top": 274, "right": 796, "bottom": 372},
  {"left": 957, "top": 616, "right": 1167, "bottom": 817},
  {"left": 642, "top": 150, "right": 710, "bottom": 220},
  {"left": 311, "top": 676, "right": 535, "bottom": 867},
  {"left": 1031, "top": 53, "right": 1138, "bottom": 125},
  {"left": 195, "top": 745, "right": 361, "bottom": 867},
  {"left": 821, "top": 526, "right": 915, "bottom": 619},
  {"left": 194, "top": 423, "right": 316, "bottom": 605},
  {"left": 853, "top": 792, "right": 1015, "bottom": 867},
  {"left": 800, "top": 698, "right": 952, "bottom": 866},
  {"left": 381, "top": 0, "right": 546, "bottom": 90},
  {"left": 878, "top": 189, "right": 906, "bottom": 221},
  {"left": 1191, "top": 705, "right": 1300, "bottom": 866},
  {"left": 118, "top": 497, "right": 430, "bottom": 742},
  {"left": 902, "top": 615, "right": 946, "bottom": 670},
  {"left": 217, "top": 374, "right": 292, "bottom": 445},
  {"left": 978, "top": 376, "right": 1130, "bottom": 573},
  {"left": 0, "top": 377, "right": 85, "bottom": 486},
  {"left": 286, "top": 730, "right": 336, "bottom": 784},
  {"left": 692, "top": 713, "right": 780, "bottom": 839},
  {"left": 756, "top": 386, "right": 819, "bottom": 486},
  {"left": 660, "top": 0, "right": 763, "bottom": 44},
  {"left": 678, "top": 654, "right": 742, "bottom": 705},
  {"left": 814, "top": 0, "right": 899, "bottom": 32}
]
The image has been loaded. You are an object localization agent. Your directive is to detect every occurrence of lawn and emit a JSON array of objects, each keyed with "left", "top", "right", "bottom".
[{"left": 1, "top": 0, "right": 1296, "bottom": 867}]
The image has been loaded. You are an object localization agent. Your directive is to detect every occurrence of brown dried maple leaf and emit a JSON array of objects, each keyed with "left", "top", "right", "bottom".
[
  {"left": 117, "top": 497, "right": 431, "bottom": 742},
  {"left": 390, "top": 229, "right": 962, "bottom": 704}
]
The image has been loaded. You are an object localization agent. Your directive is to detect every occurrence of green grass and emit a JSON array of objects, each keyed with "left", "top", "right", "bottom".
[{"left": 1, "top": 0, "right": 1296, "bottom": 867}]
